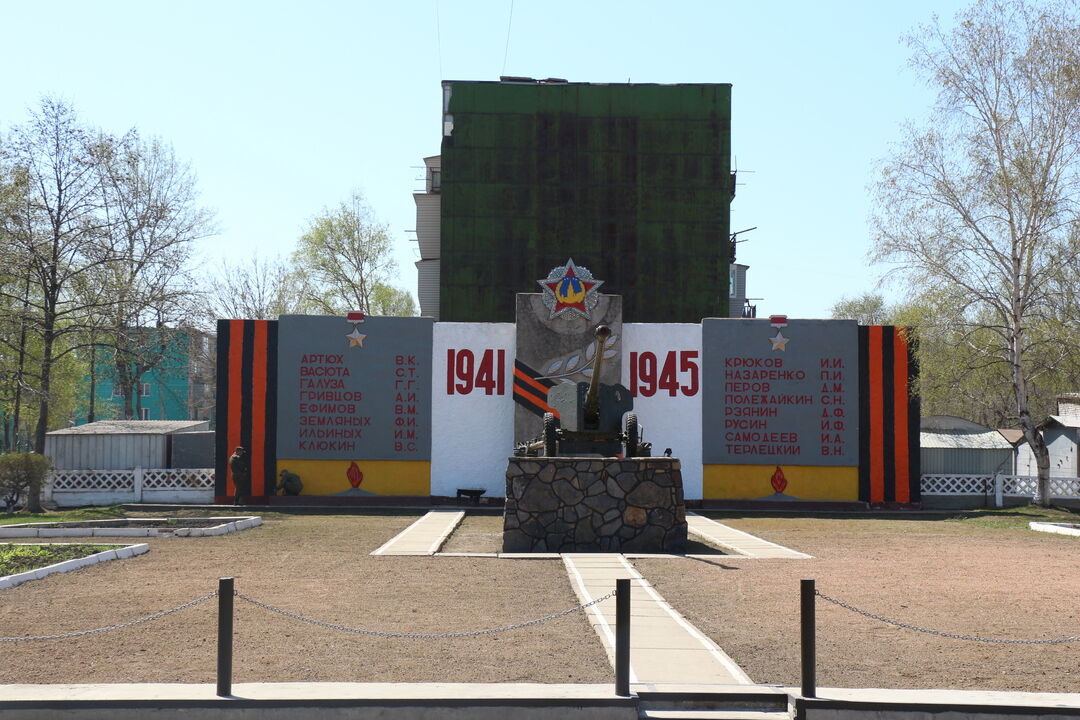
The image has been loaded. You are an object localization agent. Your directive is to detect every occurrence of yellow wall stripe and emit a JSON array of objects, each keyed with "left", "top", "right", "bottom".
[
  {"left": 275, "top": 459, "right": 431, "bottom": 497},
  {"left": 704, "top": 464, "right": 859, "bottom": 501}
]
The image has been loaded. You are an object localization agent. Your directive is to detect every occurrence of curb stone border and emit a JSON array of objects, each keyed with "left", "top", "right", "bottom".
[
  {"left": 1029, "top": 521, "right": 1080, "bottom": 537},
  {"left": 0, "top": 543, "right": 150, "bottom": 590},
  {"left": 0, "top": 517, "right": 261, "bottom": 539}
]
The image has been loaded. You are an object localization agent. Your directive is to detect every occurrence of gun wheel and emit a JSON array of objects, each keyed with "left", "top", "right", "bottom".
[
  {"left": 624, "top": 412, "right": 639, "bottom": 457},
  {"left": 543, "top": 412, "right": 559, "bottom": 457}
]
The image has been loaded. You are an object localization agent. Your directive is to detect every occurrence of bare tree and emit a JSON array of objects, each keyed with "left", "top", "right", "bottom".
[
  {"left": 203, "top": 254, "right": 306, "bottom": 321},
  {"left": 93, "top": 131, "right": 213, "bottom": 419},
  {"left": 830, "top": 292, "right": 893, "bottom": 325},
  {"left": 873, "top": 0, "right": 1080, "bottom": 505}
]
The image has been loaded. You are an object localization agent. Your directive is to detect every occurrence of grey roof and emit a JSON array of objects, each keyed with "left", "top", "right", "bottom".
[
  {"left": 921, "top": 430, "right": 1014, "bottom": 450},
  {"left": 48, "top": 420, "right": 209, "bottom": 435},
  {"left": 921, "top": 415, "right": 993, "bottom": 433}
]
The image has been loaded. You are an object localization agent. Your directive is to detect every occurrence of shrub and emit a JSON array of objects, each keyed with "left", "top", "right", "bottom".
[{"left": 0, "top": 453, "right": 51, "bottom": 513}]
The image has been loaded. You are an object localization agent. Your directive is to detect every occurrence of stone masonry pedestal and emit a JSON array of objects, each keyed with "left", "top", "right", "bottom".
[{"left": 503, "top": 457, "right": 687, "bottom": 553}]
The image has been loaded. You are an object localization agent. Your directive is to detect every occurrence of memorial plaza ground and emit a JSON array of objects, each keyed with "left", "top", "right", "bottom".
[{"left": 1, "top": 506, "right": 1079, "bottom": 693}]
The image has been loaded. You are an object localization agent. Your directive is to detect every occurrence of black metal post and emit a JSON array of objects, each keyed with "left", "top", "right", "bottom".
[
  {"left": 800, "top": 578, "right": 816, "bottom": 698},
  {"left": 615, "top": 578, "right": 631, "bottom": 696},
  {"left": 217, "top": 577, "right": 234, "bottom": 697}
]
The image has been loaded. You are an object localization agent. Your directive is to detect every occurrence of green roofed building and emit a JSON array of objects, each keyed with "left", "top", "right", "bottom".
[{"left": 420, "top": 79, "right": 735, "bottom": 323}]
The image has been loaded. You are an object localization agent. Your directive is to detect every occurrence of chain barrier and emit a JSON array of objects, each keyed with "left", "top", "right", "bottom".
[
  {"left": 235, "top": 588, "right": 617, "bottom": 639},
  {"left": 0, "top": 591, "right": 218, "bottom": 643},
  {"left": 816, "top": 589, "right": 1080, "bottom": 645}
]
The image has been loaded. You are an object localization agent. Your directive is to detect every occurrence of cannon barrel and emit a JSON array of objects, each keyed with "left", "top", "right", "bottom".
[{"left": 583, "top": 325, "right": 612, "bottom": 428}]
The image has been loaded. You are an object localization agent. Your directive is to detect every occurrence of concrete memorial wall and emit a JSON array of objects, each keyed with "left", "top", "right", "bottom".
[
  {"left": 273, "top": 315, "right": 433, "bottom": 497},
  {"left": 621, "top": 323, "right": 703, "bottom": 501},
  {"left": 215, "top": 314, "right": 918, "bottom": 505},
  {"left": 430, "top": 322, "right": 515, "bottom": 498},
  {"left": 702, "top": 318, "right": 860, "bottom": 501}
]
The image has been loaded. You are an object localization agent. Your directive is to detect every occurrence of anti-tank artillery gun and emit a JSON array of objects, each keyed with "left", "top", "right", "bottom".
[{"left": 516, "top": 325, "right": 650, "bottom": 457}]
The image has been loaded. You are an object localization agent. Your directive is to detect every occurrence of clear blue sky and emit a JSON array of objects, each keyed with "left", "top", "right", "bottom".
[{"left": 1, "top": 0, "right": 971, "bottom": 319}]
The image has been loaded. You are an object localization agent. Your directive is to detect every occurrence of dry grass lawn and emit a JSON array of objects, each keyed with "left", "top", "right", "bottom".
[
  {"left": 0, "top": 511, "right": 611, "bottom": 684},
  {"left": 635, "top": 510, "right": 1080, "bottom": 693},
  {"left": 5, "top": 507, "right": 1080, "bottom": 693}
]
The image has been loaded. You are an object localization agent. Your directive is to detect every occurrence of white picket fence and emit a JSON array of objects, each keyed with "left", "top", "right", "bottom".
[
  {"left": 37, "top": 468, "right": 1080, "bottom": 508},
  {"left": 45, "top": 468, "right": 215, "bottom": 507},
  {"left": 921, "top": 473, "right": 1080, "bottom": 507}
]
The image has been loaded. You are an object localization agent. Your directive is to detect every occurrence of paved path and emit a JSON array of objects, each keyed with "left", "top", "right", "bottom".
[
  {"left": 686, "top": 514, "right": 812, "bottom": 559},
  {"left": 563, "top": 554, "right": 753, "bottom": 686},
  {"left": 370, "top": 510, "right": 464, "bottom": 555},
  {"left": 371, "top": 511, "right": 806, "bottom": 684}
]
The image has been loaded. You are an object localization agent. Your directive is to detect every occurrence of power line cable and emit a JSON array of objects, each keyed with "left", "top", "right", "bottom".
[
  {"left": 434, "top": 0, "right": 442, "bottom": 80},
  {"left": 501, "top": 0, "right": 515, "bottom": 76}
]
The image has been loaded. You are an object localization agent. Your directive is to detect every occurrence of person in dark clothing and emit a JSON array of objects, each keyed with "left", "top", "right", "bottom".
[
  {"left": 277, "top": 469, "right": 303, "bottom": 496},
  {"left": 228, "top": 446, "right": 250, "bottom": 505}
]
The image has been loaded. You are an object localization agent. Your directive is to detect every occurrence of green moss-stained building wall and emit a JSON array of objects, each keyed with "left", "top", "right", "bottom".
[{"left": 440, "top": 81, "right": 732, "bottom": 323}]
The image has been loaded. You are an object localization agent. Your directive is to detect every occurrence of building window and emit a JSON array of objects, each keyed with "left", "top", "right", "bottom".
[
  {"left": 430, "top": 169, "right": 441, "bottom": 193},
  {"left": 140, "top": 382, "right": 151, "bottom": 397},
  {"left": 139, "top": 407, "right": 150, "bottom": 420},
  {"left": 112, "top": 385, "right": 124, "bottom": 397}
]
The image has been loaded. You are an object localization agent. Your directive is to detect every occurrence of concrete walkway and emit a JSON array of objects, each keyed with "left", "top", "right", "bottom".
[
  {"left": 563, "top": 554, "right": 753, "bottom": 686},
  {"left": 687, "top": 514, "right": 812, "bottom": 559},
  {"left": 370, "top": 510, "right": 464, "bottom": 555}
]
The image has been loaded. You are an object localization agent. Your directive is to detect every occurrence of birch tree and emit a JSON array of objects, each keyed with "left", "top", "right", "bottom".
[{"left": 873, "top": 0, "right": 1080, "bottom": 505}]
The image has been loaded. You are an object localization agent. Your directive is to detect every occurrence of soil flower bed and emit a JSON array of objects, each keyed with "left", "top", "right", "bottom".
[
  {"left": 11, "top": 519, "right": 226, "bottom": 529},
  {"left": 0, "top": 516, "right": 262, "bottom": 538},
  {"left": 0, "top": 544, "right": 115, "bottom": 576}
]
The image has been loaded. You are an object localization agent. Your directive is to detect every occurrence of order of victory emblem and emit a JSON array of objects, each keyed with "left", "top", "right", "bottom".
[{"left": 537, "top": 259, "right": 603, "bottom": 320}]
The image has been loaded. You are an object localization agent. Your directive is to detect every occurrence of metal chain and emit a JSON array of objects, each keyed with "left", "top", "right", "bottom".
[
  {"left": 0, "top": 592, "right": 218, "bottom": 643},
  {"left": 235, "top": 588, "right": 617, "bottom": 639},
  {"left": 816, "top": 589, "right": 1080, "bottom": 645}
]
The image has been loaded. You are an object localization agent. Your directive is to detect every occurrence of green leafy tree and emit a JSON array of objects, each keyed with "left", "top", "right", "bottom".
[
  {"left": 370, "top": 283, "right": 417, "bottom": 317},
  {"left": 0, "top": 99, "right": 112, "bottom": 452},
  {"left": 873, "top": 0, "right": 1080, "bottom": 505},
  {"left": 0, "top": 161, "right": 33, "bottom": 451},
  {"left": 840, "top": 292, "right": 1080, "bottom": 429},
  {"left": 0, "top": 452, "right": 50, "bottom": 514},
  {"left": 0, "top": 99, "right": 210, "bottom": 440},
  {"left": 292, "top": 192, "right": 416, "bottom": 316}
]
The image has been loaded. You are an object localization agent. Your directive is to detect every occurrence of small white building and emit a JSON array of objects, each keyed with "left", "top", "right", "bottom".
[
  {"left": 1016, "top": 394, "right": 1080, "bottom": 478},
  {"left": 44, "top": 420, "right": 214, "bottom": 507},
  {"left": 45, "top": 420, "right": 210, "bottom": 471}
]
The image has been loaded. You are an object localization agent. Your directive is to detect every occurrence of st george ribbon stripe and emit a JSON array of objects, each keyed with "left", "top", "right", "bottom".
[{"left": 513, "top": 360, "right": 556, "bottom": 416}]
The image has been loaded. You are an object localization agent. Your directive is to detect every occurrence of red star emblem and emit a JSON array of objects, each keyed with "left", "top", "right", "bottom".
[{"left": 543, "top": 265, "right": 598, "bottom": 316}]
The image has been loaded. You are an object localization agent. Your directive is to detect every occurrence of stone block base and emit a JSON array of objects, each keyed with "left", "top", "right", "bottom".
[{"left": 503, "top": 457, "right": 687, "bottom": 553}]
